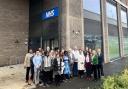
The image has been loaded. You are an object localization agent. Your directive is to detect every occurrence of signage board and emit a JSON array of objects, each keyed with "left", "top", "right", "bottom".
[{"left": 42, "top": 7, "right": 59, "bottom": 20}]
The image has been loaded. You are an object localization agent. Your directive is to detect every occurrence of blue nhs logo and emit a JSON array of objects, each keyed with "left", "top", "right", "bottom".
[{"left": 42, "top": 7, "right": 59, "bottom": 20}]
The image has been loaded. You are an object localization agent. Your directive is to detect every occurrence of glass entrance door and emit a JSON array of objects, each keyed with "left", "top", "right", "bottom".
[{"left": 43, "top": 39, "right": 59, "bottom": 50}]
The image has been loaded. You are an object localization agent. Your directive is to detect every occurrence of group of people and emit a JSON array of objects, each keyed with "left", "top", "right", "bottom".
[{"left": 24, "top": 46, "right": 104, "bottom": 87}]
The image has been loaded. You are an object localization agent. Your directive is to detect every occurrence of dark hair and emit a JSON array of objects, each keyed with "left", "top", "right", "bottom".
[
  {"left": 44, "top": 51, "right": 48, "bottom": 56},
  {"left": 64, "top": 51, "right": 68, "bottom": 55},
  {"left": 54, "top": 47, "right": 59, "bottom": 51}
]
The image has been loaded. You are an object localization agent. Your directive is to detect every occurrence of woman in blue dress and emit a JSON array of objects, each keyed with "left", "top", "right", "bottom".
[{"left": 63, "top": 51, "right": 71, "bottom": 79}]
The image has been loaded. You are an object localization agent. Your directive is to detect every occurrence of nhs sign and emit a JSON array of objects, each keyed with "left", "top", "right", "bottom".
[{"left": 42, "top": 7, "right": 59, "bottom": 20}]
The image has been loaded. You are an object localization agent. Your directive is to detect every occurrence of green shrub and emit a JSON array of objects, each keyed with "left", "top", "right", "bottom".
[{"left": 102, "top": 69, "right": 128, "bottom": 89}]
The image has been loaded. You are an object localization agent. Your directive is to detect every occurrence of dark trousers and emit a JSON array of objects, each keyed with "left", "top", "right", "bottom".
[
  {"left": 49, "top": 70, "right": 53, "bottom": 82},
  {"left": 65, "top": 74, "right": 70, "bottom": 79},
  {"left": 45, "top": 70, "right": 53, "bottom": 84},
  {"left": 97, "top": 64, "right": 104, "bottom": 78},
  {"left": 61, "top": 74, "right": 64, "bottom": 81},
  {"left": 78, "top": 70, "right": 84, "bottom": 77},
  {"left": 26, "top": 67, "right": 30, "bottom": 81},
  {"left": 30, "top": 66, "right": 34, "bottom": 81},
  {"left": 73, "top": 62, "right": 78, "bottom": 77},
  {"left": 86, "top": 67, "right": 92, "bottom": 77},
  {"left": 43, "top": 71, "right": 49, "bottom": 86},
  {"left": 70, "top": 64, "right": 73, "bottom": 76},
  {"left": 55, "top": 74, "right": 61, "bottom": 86},
  {"left": 92, "top": 65, "right": 98, "bottom": 79}
]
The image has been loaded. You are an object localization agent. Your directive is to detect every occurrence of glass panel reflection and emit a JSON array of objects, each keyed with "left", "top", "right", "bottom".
[
  {"left": 106, "top": 2, "right": 120, "bottom": 60},
  {"left": 121, "top": 9, "right": 128, "bottom": 55},
  {"left": 83, "top": 0, "right": 102, "bottom": 50}
]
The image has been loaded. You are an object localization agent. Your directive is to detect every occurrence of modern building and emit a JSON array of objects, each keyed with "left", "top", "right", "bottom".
[{"left": 0, "top": 0, "right": 128, "bottom": 66}]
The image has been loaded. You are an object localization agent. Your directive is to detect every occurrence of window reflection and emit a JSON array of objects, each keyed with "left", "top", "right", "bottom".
[
  {"left": 83, "top": 0, "right": 102, "bottom": 50},
  {"left": 106, "top": 1, "right": 120, "bottom": 60},
  {"left": 83, "top": 0, "right": 101, "bottom": 14},
  {"left": 106, "top": 2, "right": 117, "bottom": 20},
  {"left": 121, "top": 9, "right": 128, "bottom": 55},
  {"left": 121, "top": 10, "right": 127, "bottom": 23}
]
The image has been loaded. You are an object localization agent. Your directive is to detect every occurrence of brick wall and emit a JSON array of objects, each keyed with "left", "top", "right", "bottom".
[{"left": 0, "top": 0, "right": 29, "bottom": 66}]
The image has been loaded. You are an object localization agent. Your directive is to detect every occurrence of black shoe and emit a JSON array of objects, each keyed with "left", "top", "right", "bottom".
[{"left": 28, "top": 83, "right": 31, "bottom": 86}]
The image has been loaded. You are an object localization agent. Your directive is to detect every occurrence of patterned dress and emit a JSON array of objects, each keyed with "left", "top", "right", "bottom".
[{"left": 63, "top": 56, "right": 71, "bottom": 75}]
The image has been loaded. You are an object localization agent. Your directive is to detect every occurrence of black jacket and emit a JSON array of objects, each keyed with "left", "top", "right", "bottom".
[{"left": 97, "top": 53, "right": 104, "bottom": 65}]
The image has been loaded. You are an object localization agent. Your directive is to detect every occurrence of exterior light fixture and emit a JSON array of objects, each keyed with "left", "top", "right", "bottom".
[{"left": 73, "top": 30, "right": 80, "bottom": 35}]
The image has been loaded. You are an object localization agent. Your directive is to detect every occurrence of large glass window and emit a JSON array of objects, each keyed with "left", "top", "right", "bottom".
[
  {"left": 121, "top": 8, "right": 128, "bottom": 55},
  {"left": 106, "top": 1, "right": 120, "bottom": 60},
  {"left": 83, "top": 0, "right": 102, "bottom": 50},
  {"left": 83, "top": 0, "right": 101, "bottom": 14}
]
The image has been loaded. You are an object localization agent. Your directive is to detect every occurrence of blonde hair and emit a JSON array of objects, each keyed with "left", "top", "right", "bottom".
[{"left": 92, "top": 50, "right": 96, "bottom": 55}]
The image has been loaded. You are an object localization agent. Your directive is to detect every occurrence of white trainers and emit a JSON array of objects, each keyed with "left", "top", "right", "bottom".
[{"left": 39, "top": 83, "right": 44, "bottom": 86}]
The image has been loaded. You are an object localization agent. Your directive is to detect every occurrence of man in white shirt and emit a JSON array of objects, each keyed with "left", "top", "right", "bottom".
[
  {"left": 72, "top": 46, "right": 79, "bottom": 77},
  {"left": 33, "top": 51, "right": 43, "bottom": 86}
]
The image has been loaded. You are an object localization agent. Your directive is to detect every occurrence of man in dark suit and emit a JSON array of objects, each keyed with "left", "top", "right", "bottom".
[{"left": 97, "top": 48, "right": 104, "bottom": 79}]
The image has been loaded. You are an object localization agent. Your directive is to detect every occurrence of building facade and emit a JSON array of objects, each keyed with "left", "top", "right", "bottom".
[
  {"left": 0, "top": 0, "right": 128, "bottom": 66},
  {"left": 0, "top": 0, "right": 29, "bottom": 66}
]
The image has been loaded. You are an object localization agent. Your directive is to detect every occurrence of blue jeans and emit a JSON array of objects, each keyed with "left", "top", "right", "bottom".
[{"left": 73, "top": 62, "right": 78, "bottom": 77}]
